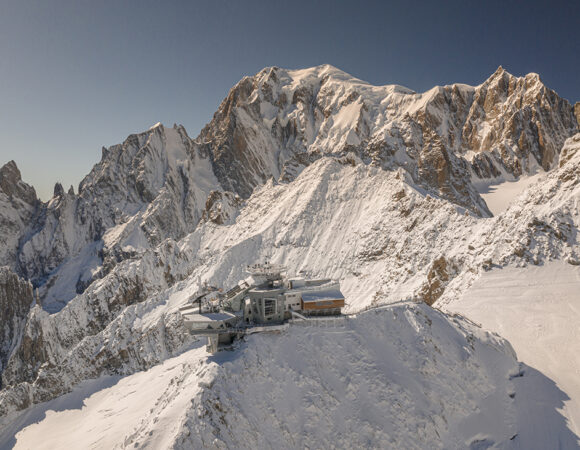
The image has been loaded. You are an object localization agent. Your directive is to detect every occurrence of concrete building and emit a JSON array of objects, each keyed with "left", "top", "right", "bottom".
[
  {"left": 180, "top": 263, "right": 346, "bottom": 351},
  {"left": 180, "top": 310, "right": 238, "bottom": 331}
]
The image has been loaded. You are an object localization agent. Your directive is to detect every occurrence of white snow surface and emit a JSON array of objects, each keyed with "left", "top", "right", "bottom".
[
  {"left": 445, "top": 261, "right": 580, "bottom": 439},
  {"left": 477, "top": 173, "right": 545, "bottom": 215},
  {"left": 2, "top": 345, "right": 209, "bottom": 450},
  {"left": 4, "top": 303, "right": 577, "bottom": 449}
]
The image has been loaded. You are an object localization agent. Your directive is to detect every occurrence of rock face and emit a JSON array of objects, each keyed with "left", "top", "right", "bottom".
[
  {"left": 0, "top": 161, "right": 37, "bottom": 206},
  {"left": 0, "top": 66, "right": 578, "bottom": 420},
  {"left": 0, "top": 268, "right": 33, "bottom": 386},
  {"left": 201, "top": 190, "right": 241, "bottom": 225},
  {"left": 199, "top": 65, "right": 577, "bottom": 216},
  {"left": 10, "top": 125, "right": 222, "bottom": 311},
  {"left": 0, "top": 162, "right": 39, "bottom": 270},
  {"left": 462, "top": 67, "right": 576, "bottom": 175},
  {"left": 418, "top": 256, "right": 459, "bottom": 305}
]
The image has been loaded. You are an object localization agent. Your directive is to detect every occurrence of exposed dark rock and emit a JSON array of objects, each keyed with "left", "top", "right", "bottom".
[
  {"left": 418, "top": 257, "right": 458, "bottom": 305},
  {"left": 53, "top": 182, "right": 65, "bottom": 198},
  {"left": 0, "top": 268, "right": 33, "bottom": 388},
  {"left": 201, "top": 191, "right": 241, "bottom": 225},
  {"left": 0, "top": 161, "right": 38, "bottom": 205}
]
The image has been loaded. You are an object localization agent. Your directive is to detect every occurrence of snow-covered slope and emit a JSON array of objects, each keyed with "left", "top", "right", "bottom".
[
  {"left": 440, "top": 133, "right": 580, "bottom": 436},
  {"left": 2, "top": 303, "right": 577, "bottom": 449},
  {"left": 445, "top": 262, "right": 580, "bottom": 438},
  {"left": 475, "top": 172, "right": 544, "bottom": 215}
]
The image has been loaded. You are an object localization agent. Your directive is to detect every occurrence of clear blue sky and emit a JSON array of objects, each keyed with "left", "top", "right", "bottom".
[{"left": 1, "top": 0, "right": 578, "bottom": 200}]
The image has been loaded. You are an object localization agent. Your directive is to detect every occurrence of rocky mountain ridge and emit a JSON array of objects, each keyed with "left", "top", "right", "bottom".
[
  {"left": 1, "top": 65, "right": 577, "bottom": 310},
  {"left": 0, "top": 162, "right": 39, "bottom": 272},
  {"left": 0, "top": 65, "right": 578, "bottom": 422},
  {"left": 200, "top": 65, "right": 576, "bottom": 214}
]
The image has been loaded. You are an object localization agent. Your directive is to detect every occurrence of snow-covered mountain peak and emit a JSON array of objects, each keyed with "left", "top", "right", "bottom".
[
  {"left": 478, "top": 65, "right": 548, "bottom": 100},
  {"left": 200, "top": 64, "right": 576, "bottom": 219}
]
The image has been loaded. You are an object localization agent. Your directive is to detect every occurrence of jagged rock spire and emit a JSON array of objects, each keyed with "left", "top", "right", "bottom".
[
  {"left": 0, "top": 161, "right": 22, "bottom": 194},
  {"left": 53, "top": 182, "right": 65, "bottom": 198},
  {"left": 0, "top": 160, "right": 38, "bottom": 205}
]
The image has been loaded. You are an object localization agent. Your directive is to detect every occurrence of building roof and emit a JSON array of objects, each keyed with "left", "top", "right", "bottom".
[
  {"left": 184, "top": 312, "right": 237, "bottom": 323},
  {"left": 301, "top": 289, "right": 345, "bottom": 303}
]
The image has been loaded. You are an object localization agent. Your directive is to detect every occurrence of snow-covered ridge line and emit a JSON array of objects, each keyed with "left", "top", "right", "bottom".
[
  {"left": 5, "top": 302, "right": 576, "bottom": 449},
  {"left": 0, "top": 65, "right": 578, "bottom": 427}
]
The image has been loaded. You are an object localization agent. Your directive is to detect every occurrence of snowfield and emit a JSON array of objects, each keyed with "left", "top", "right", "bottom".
[
  {"left": 476, "top": 172, "right": 545, "bottom": 216},
  {"left": 3, "top": 303, "right": 577, "bottom": 449},
  {"left": 446, "top": 261, "right": 580, "bottom": 439},
  {"left": 0, "top": 345, "right": 209, "bottom": 450}
]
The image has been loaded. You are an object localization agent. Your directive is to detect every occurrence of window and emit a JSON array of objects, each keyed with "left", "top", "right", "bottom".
[{"left": 264, "top": 298, "right": 276, "bottom": 316}]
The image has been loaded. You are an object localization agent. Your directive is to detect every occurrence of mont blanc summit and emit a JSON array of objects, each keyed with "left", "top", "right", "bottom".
[{"left": 0, "top": 65, "right": 579, "bottom": 448}]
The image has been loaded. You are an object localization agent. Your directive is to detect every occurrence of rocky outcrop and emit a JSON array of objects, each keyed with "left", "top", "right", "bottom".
[
  {"left": 201, "top": 190, "right": 242, "bottom": 225},
  {"left": 0, "top": 162, "right": 39, "bottom": 270},
  {"left": 462, "top": 67, "right": 577, "bottom": 176},
  {"left": 198, "top": 65, "right": 577, "bottom": 217},
  {"left": 0, "top": 268, "right": 33, "bottom": 386},
  {"left": 0, "top": 161, "right": 38, "bottom": 206},
  {"left": 418, "top": 256, "right": 459, "bottom": 305}
]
